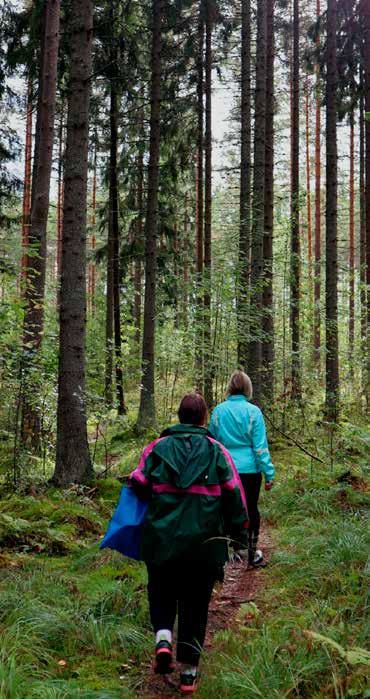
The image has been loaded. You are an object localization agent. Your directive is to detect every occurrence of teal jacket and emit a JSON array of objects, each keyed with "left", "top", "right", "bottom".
[
  {"left": 130, "top": 424, "right": 248, "bottom": 566},
  {"left": 209, "top": 395, "right": 275, "bottom": 481}
]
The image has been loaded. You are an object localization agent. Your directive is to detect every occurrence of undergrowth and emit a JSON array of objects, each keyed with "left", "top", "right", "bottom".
[{"left": 0, "top": 418, "right": 368, "bottom": 698}]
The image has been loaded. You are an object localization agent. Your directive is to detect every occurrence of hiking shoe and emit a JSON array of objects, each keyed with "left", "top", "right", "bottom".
[
  {"left": 180, "top": 672, "right": 197, "bottom": 695},
  {"left": 253, "top": 549, "right": 264, "bottom": 565},
  {"left": 154, "top": 640, "right": 175, "bottom": 675},
  {"left": 248, "top": 549, "right": 265, "bottom": 568}
]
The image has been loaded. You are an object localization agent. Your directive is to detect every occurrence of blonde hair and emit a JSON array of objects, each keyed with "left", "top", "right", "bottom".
[{"left": 227, "top": 370, "right": 253, "bottom": 399}]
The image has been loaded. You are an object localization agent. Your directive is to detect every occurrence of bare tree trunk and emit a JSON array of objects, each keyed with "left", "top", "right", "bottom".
[
  {"left": 56, "top": 104, "right": 64, "bottom": 293},
  {"left": 359, "top": 75, "right": 367, "bottom": 402},
  {"left": 182, "top": 192, "right": 190, "bottom": 328},
  {"left": 314, "top": 0, "right": 321, "bottom": 364},
  {"left": 88, "top": 142, "right": 97, "bottom": 315},
  {"left": 133, "top": 102, "right": 144, "bottom": 347},
  {"left": 290, "top": 0, "right": 301, "bottom": 399},
  {"left": 248, "top": 0, "right": 267, "bottom": 405},
  {"left": 21, "top": 78, "right": 33, "bottom": 287},
  {"left": 348, "top": 110, "right": 355, "bottom": 375},
  {"left": 136, "top": 0, "right": 164, "bottom": 430},
  {"left": 262, "top": 0, "right": 274, "bottom": 403},
  {"left": 204, "top": 0, "right": 213, "bottom": 408},
  {"left": 109, "top": 76, "right": 126, "bottom": 415},
  {"left": 195, "top": 7, "right": 204, "bottom": 392},
  {"left": 325, "top": 0, "right": 339, "bottom": 421},
  {"left": 363, "top": 0, "right": 370, "bottom": 410},
  {"left": 22, "top": 0, "right": 61, "bottom": 447},
  {"left": 53, "top": 0, "right": 93, "bottom": 485},
  {"left": 305, "top": 77, "right": 312, "bottom": 285},
  {"left": 238, "top": 0, "right": 251, "bottom": 367}
]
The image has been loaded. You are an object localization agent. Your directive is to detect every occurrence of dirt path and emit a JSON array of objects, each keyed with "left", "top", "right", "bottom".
[{"left": 140, "top": 527, "right": 273, "bottom": 698}]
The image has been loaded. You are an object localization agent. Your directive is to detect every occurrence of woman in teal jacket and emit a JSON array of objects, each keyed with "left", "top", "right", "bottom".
[{"left": 209, "top": 370, "right": 275, "bottom": 566}]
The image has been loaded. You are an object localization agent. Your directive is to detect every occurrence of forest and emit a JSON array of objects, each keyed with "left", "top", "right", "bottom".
[{"left": 0, "top": 0, "right": 369, "bottom": 697}]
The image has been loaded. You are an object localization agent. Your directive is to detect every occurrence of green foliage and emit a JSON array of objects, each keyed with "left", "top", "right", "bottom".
[
  {"left": 196, "top": 456, "right": 368, "bottom": 697},
  {"left": 0, "top": 437, "right": 368, "bottom": 697}
]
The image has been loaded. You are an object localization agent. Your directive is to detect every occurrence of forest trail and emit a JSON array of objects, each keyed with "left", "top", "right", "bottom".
[{"left": 141, "top": 526, "right": 273, "bottom": 698}]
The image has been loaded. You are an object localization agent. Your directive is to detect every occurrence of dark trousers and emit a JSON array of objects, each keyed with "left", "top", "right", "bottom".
[
  {"left": 240, "top": 473, "right": 262, "bottom": 562},
  {"left": 147, "top": 560, "right": 217, "bottom": 666}
]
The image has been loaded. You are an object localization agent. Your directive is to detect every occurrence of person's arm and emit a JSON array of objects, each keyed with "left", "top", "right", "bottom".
[
  {"left": 130, "top": 438, "right": 163, "bottom": 500},
  {"left": 251, "top": 409, "right": 275, "bottom": 484},
  {"left": 212, "top": 440, "right": 249, "bottom": 549}
]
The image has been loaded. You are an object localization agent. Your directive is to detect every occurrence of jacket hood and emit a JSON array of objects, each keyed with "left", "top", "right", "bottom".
[{"left": 154, "top": 424, "right": 216, "bottom": 488}]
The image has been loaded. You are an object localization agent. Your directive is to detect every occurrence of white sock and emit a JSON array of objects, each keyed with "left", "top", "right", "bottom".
[
  {"left": 181, "top": 664, "right": 197, "bottom": 677},
  {"left": 156, "top": 629, "right": 172, "bottom": 645}
]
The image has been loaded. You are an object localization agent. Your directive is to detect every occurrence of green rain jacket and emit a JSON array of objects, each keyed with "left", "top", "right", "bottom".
[{"left": 130, "top": 424, "right": 249, "bottom": 567}]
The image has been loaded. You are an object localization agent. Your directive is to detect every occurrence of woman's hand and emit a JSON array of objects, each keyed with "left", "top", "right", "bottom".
[{"left": 265, "top": 481, "right": 274, "bottom": 491}]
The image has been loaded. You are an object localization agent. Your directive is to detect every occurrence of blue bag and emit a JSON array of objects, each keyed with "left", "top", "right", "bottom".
[{"left": 100, "top": 486, "right": 148, "bottom": 561}]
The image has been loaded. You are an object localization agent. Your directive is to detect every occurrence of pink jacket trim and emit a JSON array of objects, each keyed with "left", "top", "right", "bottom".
[
  {"left": 130, "top": 437, "right": 165, "bottom": 486},
  {"left": 153, "top": 483, "right": 222, "bottom": 496},
  {"left": 207, "top": 437, "right": 248, "bottom": 512}
]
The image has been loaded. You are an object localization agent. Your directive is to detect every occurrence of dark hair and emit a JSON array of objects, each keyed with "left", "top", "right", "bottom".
[{"left": 178, "top": 393, "right": 208, "bottom": 426}]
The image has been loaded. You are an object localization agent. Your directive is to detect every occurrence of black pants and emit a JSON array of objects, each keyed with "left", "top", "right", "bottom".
[
  {"left": 240, "top": 473, "right": 262, "bottom": 563},
  {"left": 146, "top": 560, "right": 217, "bottom": 666}
]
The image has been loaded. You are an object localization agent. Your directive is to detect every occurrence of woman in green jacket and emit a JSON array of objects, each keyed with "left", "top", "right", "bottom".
[{"left": 130, "top": 392, "right": 248, "bottom": 695}]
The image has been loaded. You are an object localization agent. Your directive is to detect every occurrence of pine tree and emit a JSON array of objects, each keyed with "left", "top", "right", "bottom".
[
  {"left": 238, "top": 0, "right": 251, "bottom": 367},
  {"left": 195, "top": 3, "right": 204, "bottom": 391},
  {"left": 204, "top": 0, "right": 213, "bottom": 408},
  {"left": 22, "top": 0, "right": 61, "bottom": 446},
  {"left": 362, "top": 0, "right": 370, "bottom": 409},
  {"left": 348, "top": 109, "right": 355, "bottom": 374},
  {"left": 290, "top": 0, "right": 301, "bottom": 399},
  {"left": 262, "top": 0, "right": 274, "bottom": 401},
  {"left": 248, "top": 0, "right": 267, "bottom": 405},
  {"left": 325, "top": 0, "right": 339, "bottom": 420},
  {"left": 314, "top": 0, "right": 322, "bottom": 364},
  {"left": 53, "top": 0, "right": 93, "bottom": 485},
  {"left": 136, "top": 0, "right": 164, "bottom": 430},
  {"left": 20, "top": 78, "right": 32, "bottom": 285}
]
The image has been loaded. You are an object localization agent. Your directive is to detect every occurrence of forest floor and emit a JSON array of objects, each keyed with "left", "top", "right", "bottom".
[{"left": 0, "top": 418, "right": 368, "bottom": 698}]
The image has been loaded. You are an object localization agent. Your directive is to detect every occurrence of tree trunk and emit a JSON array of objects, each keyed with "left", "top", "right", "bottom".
[
  {"left": 238, "top": 0, "right": 251, "bottom": 367},
  {"left": 105, "top": 204, "right": 114, "bottom": 406},
  {"left": 183, "top": 192, "right": 189, "bottom": 328},
  {"left": 53, "top": 0, "right": 93, "bottom": 485},
  {"left": 88, "top": 142, "right": 97, "bottom": 314},
  {"left": 110, "top": 79, "right": 126, "bottom": 415},
  {"left": 22, "top": 0, "right": 61, "bottom": 447},
  {"left": 363, "top": 0, "right": 370, "bottom": 410},
  {"left": 133, "top": 104, "right": 144, "bottom": 347},
  {"left": 290, "top": 0, "right": 301, "bottom": 399},
  {"left": 136, "top": 0, "right": 164, "bottom": 431},
  {"left": 314, "top": 0, "right": 322, "bottom": 364},
  {"left": 204, "top": 0, "right": 213, "bottom": 408},
  {"left": 262, "top": 0, "right": 274, "bottom": 402},
  {"left": 348, "top": 110, "right": 355, "bottom": 375},
  {"left": 24, "top": 0, "right": 60, "bottom": 348},
  {"left": 359, "top": 75, "right": 367, "bottom": 402},
  {"left": 325, "top": 0, "right": 339, "bottom": 421},
  {"left": 248, "top": 0, "right": 267, "bottom": 405},
  {"left": 56, "top": 104, "right": 64, "bottom": 291},
  {"left": 21, "top": 78, "right": 33, "bottom": 286},
  {"left": 195, "top": 7, "right": 204, "bottom": 392},
  {"left": 305, "top": 77, "right": 312, "bottom": 283}
]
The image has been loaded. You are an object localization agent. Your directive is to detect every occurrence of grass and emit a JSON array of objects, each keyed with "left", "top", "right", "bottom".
[
  {"left": 197, "top": 437, "right": 369, "bottom": 698},
  {"left": 0, "top": 419, "right": 368, "bottom": 698}
]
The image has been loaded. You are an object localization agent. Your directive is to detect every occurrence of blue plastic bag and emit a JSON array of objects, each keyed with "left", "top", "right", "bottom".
[{"left": 100, "top": 486, "right": 148, "bottom": 561}]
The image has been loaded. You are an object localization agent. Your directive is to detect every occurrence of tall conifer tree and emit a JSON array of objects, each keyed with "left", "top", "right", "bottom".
[{"left": 54, "top": 0, "right": 93, "bottom": 485}]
